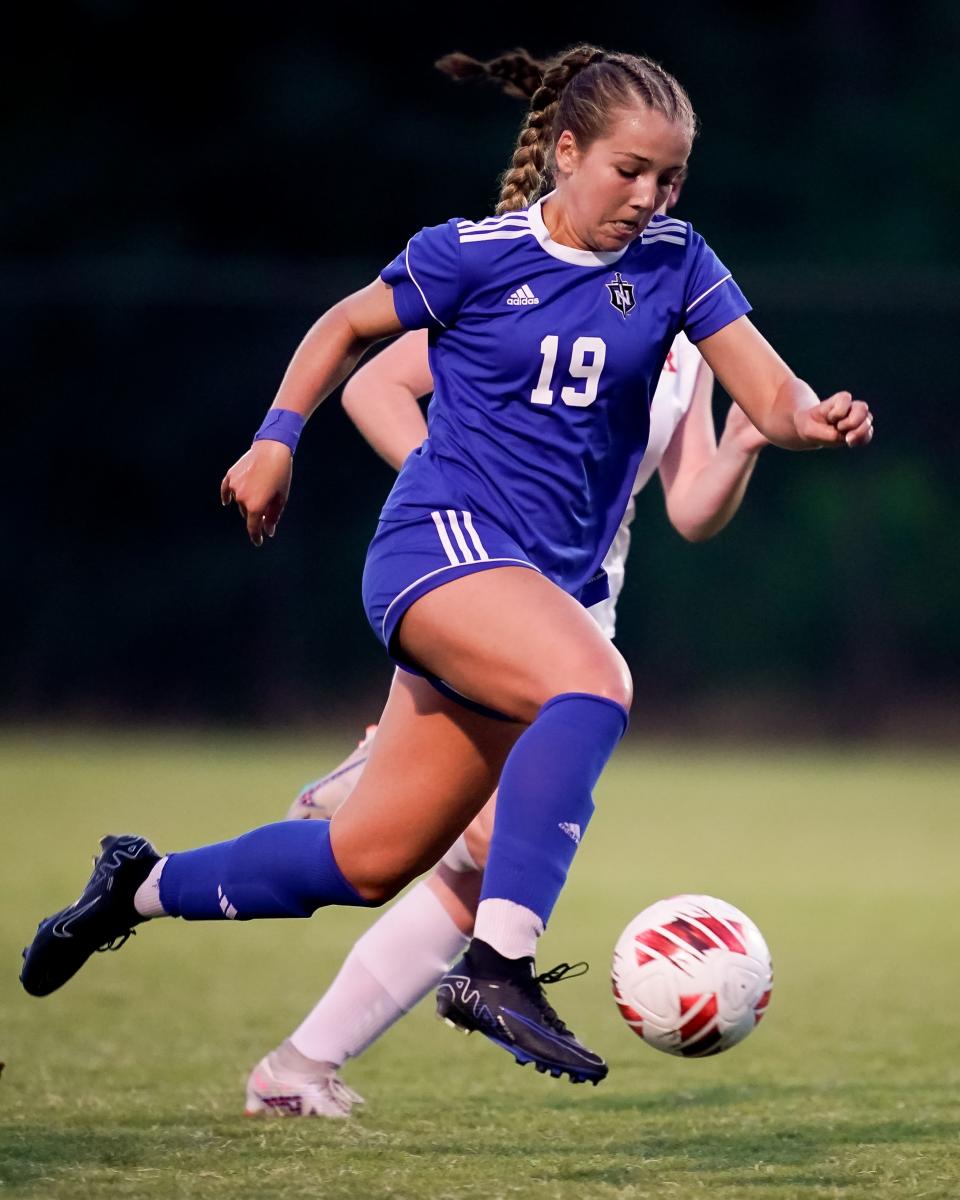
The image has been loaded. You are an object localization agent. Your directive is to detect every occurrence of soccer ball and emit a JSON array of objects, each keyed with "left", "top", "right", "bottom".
[{"left": 611, "top": 894, "right": 772, "bottom": 1057}]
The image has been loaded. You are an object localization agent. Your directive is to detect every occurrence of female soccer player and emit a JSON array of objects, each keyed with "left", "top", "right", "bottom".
[
  {"left": 22, "top": 45, "right": 873, "bottom": 1091},
  {"left": 247, "top": 306, "right": 769, "bottom": 1115}
]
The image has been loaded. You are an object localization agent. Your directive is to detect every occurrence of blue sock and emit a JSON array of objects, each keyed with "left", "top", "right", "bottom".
[
  {"left": 480, "top": 692, "right": 628, "bottom": 925},
  {"left": 158, "top": 820, "right": 373, "bottom": 920}
]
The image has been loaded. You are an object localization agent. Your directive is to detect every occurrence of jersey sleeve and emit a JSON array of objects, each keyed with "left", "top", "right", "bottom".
[
  {"left": 380, "top": 220, "right": 463, "bottom": 331},
  {"left": 681, "top": 231, "right": 752, "bottom": 343}
]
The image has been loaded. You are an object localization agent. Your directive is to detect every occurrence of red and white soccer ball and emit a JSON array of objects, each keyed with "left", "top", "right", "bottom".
[{"left": 611, "top": 894, "right": 773, "bottom": 1057}]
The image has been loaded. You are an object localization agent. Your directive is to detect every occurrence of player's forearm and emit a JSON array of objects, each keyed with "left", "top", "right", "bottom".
[
  {"left": 341, "top": 386, "right": 428, "bottom": 471},
  {"left": 699, "top": 320, "right": 821, "bottom": 451},
  {"left": 666, "top": 441, "right": 761, "bottom": 542},
  {"left": 270, "top": 306, "right": 374, "bottom": 420},
  {"left": 752, "top": 375, "right": 820, "bottom": 450}
]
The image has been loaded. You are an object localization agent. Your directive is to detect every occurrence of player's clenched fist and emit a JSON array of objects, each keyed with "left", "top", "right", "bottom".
[
  {"left": 794, "top": 391, "right": 874, "bottom": 449},
  {"left": 220, "top": 440, "right": 293, "bottom": 547}
]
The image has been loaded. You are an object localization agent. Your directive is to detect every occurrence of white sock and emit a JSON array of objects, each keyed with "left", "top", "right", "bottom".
[
  {"left": 133, "top": 857, "right": 169, "bottom": 918},
  {"left": 290, "top": 879, "right": 469, "bottom": 1065},
  {"left": 474, "top": 898, "right": 544, "bottom": 960}
]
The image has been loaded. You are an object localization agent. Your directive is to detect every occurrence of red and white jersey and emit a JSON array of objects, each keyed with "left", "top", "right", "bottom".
[{"left": 591, "top": 332, "right": 703, "bottom": 639}]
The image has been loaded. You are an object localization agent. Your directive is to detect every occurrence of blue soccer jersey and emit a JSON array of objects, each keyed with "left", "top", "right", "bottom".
[{"left": 378, "top": 195, "right": 750, "bottom": 597}]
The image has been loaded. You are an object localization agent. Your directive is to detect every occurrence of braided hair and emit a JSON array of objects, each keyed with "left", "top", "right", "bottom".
[
  {"left": 435, "top": 49, "right": 546, "bottom": 102},
  {"left": 437, "top": 45, "right": 697, "bottom": 213}
]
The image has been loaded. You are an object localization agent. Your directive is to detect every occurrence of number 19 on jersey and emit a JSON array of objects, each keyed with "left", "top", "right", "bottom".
[{"left": 531, "top": 335, "right": 607, "bottom": 409}]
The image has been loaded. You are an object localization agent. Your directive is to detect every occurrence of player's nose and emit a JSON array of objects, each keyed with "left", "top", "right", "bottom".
[{"left": 629, "top": 176, "right": 658, "bottom": 212}]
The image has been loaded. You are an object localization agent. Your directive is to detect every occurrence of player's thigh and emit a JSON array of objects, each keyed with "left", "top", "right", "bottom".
[
  {"left": 330, "top": 671, "right": 522, "bottom": 901},
  {"left": 398, "top": 567, "right": 632, "bottom": 723}
]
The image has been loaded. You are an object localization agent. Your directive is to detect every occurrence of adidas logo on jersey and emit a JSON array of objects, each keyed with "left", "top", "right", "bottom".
[
  {"left": 559, "top": 822, "right": 582, "bottom": 845},
  {"left": 506, "top": 284, "right": 539, "bottom": 306}
]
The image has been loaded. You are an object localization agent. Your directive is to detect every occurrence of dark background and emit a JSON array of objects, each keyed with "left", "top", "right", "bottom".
[{"left": 4, "top": 2, "right": 958, "bottom": 737}]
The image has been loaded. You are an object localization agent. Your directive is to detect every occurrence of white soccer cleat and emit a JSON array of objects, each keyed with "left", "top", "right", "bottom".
[
  {"left": 244, "top": 1053, "right": 365, "bottom": 1118},
  {"left": 285, "top": 726, "right": 377, "bottom": 820}
]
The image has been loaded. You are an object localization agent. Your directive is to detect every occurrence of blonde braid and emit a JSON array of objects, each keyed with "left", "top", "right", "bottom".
[
  {"left": 435, "top": 49, "right": 545, "bottom": 101},
  {"left": 496, "top": 44, "right": 606, "bottom": 212}
]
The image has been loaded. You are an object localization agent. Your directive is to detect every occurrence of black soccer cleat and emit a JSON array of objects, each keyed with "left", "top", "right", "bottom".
[
  {"left": 436, "top": 938, "right": 608, "bottom": 1085},
  {"left": 20, "top": 834, "right": 159, "bottom": 997}
]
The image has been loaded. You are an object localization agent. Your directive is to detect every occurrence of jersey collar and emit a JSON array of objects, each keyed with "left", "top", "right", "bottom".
[{"left": 527, "top": 193, "right": 630, "bottom": 268}]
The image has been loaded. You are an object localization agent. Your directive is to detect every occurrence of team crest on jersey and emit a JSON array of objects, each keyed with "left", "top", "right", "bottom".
[{"left": 605, "top": 272, "right": 636, "bottom": 318}]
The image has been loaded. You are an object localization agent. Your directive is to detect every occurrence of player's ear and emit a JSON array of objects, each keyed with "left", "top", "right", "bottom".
[{"left": 554, "top": 129, "right": 580, "bottom": 177}]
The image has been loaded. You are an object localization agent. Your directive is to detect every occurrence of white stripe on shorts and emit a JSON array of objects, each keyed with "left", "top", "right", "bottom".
[
  {"left": 430, "top": 510, "right": 460, "bottom": 565},
  {"left": 432, "top": 509, "right": 490, "bottom": 564},
  {"left": 461, "top": 512, "right": 489, "bottom": 560},
  {"left": 446, "top": 510, "right": 475, "bottom": 563}
]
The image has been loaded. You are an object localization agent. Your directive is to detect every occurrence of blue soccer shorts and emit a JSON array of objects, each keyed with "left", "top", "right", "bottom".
[
  {"left": 361, "top": 507, "right": 609, "bottom": 718},
  {"left": 363, "top": 507, "right": 539, "bottom": 650}
]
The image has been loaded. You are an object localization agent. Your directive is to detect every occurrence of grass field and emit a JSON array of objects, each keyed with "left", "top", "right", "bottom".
[{"left": 2, "top": 730, "right": 959, "bottom": 1199}]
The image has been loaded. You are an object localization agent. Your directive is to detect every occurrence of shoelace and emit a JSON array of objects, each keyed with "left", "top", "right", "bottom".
[
  {"left": 524, "top": 961, "right": 590, "bottom": 1035},
  {"left": 536, "top": 961, "right": 589, "bottom": 986},
  {"left": 96, "top": 929, "right": 136, "bottom": 953},
  {"left": 327, "top": 1073, "right": 364, "bottom": 1108}
]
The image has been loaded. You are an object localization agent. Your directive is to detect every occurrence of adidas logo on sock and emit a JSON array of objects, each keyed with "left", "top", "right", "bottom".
[
  {"left": 217, "top": 885, "right": 238, "bottom": 920},
  {"left": 507, "top": 284, "right": 539, "bottom": 306},
  {"left": 559, "top": 822, "right": 581, "bottom": 845}
]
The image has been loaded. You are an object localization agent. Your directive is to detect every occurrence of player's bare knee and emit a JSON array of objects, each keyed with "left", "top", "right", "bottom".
[
  {"left": 555, "top": 651, "right": 633, "bottom": 713},
  {"left": 592, "top": 661, "right": 633, "bottom": 712},
  {"left": 350, "top": 874, "right": 405, "bottom": 906},
  {"left": 600, "top": 644, "right": 633, "bottom": 709},
  {"left": 335, "top": 845, "right": 414, "bottom": 905},
  {"left": 512, "top": 676, "right": 632, "bottom": 724}
]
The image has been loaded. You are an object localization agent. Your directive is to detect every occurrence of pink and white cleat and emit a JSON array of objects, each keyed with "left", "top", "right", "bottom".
[
  {"left": 245, "top": 1047, "right": 365, "bottom": 1119},
  {"left": 285, "top": 726, "right": 377, "bottom": 820}
]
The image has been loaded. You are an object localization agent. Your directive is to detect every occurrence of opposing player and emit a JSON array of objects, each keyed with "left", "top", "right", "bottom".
[{"left": 22, "top": 45, "right": 873, "bottom": 1093}]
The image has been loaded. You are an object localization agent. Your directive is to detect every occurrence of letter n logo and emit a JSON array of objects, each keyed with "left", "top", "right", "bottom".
[{"left": 606, "top": 272, "right": 636, "bottom": 318}]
